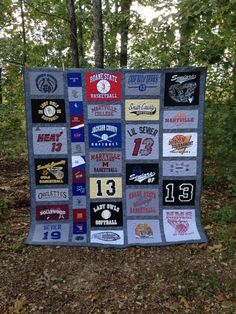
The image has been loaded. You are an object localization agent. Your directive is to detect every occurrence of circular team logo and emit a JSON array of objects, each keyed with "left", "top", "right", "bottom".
[
  {"left": 97, "top": 79, "right": 111, "bottom": 94},
  {"left": 43, "top": 105, "right": 56, "bottom": 117},
  {"left": 36, "top": 73, "right": 57, "bottom": 93},
  {"left": 101, "top": 209, "right": 111, "bottom": 220}
]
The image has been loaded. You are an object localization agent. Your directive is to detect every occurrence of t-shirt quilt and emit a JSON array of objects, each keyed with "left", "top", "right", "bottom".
[{"left": 24, "top": 67, "right": 207, "bottom": 247}]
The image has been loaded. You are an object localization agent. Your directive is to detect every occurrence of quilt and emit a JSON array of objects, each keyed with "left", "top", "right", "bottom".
[{"left": 24, "top": 67, "right": 207, "bottom": 247}]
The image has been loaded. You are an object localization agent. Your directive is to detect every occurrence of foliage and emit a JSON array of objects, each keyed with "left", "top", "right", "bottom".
[
  {"left": 0, "top": 199, "right": 10, "bottom": 219},
  {"left": 210, "top": 206, "right": 235, "bottom": 225},
  {"left": 0, "top": 0, "right": 235, "bottom": 193}
]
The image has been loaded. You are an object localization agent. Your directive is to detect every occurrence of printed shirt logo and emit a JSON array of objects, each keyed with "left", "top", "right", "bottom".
[
  {"left": 163, "top": 160, "right": 197, "bottom": 177},
  {"left": 73, "top": 209, "right": 86, "bottom": 222},
  {"left": 126, "top": 163, "right": 159, "bottom": 185},
  {"left": 86, "top": 72, "right": 121, "bottom": 101},
  {"left": 67, "top": 73, "right": 82, "bottom": 87},
  {"left": 89, "top": 123, "right": 121, "bottom": 148},
  {"left": 88, "top": 104, "right": 121, "bottom": 119},
  {"left": 92, "top": 232, "right": 120, "bottom": 242},
  {"left": 166, "top": 112, "right": 192, "bottom": 125},
  {"left": 35, "top": 159, "right": 68, "bottom": 185},
  {"left": 73, "top": 222, "right": 87, "bottom": 234},
  {"left": 126, "top": 189, "right": 158, "bottom": 215},
  {"left": 163, "top": 110, "right": 198, "bottom": 129},
  {"left": 69, "top": 102, "right": 83, "bottom": 115},
  {"left": 90, "top": 202, "right": 123, "bottom": 227},
  {"left": 170, "top": 75, "right": 196, "bottom": 103},
  {"left": 31, "top": 99, "right": 66, "bottom": 123},
  {"left": 163, "top": 133, "right": 198, "bottom": 157},
  {"left": 126, "top": 124, "right": 159, "bottom": 160},
  {"left": 35, "top": 188, "right": 69, "bottom": 202},
  {"left": 163, "top": 210, "right": 201, "bottom": 242},
  {"left": 169, "top": 135, "right": 193, "bottom": 154},
  {"left": 71, "top": 127, "right": 84, "bottom": 142},
  {"left": 125, "top": 72, "right": 161, "bottom": 96},
  {"left": 36, "top": 73, "right": 57, "bottom": 93},
  {"left": 164, "top": 71, "right": 200, "bottom": 106},
  {"left": 89, "top": 152, "right": 122, "bottom": 174},
  {"left": 167, "top": 211, "right": 192, "bottom": 235},
  {"left": 36, "top": 205, "right": 69, "bottom": 221},
  {"left": 125, "top": 99, "right": 160, "bottom": 121},
  {"left": 33, "top": 127, "right": 67, "bottom": 155},
  {"left": 163, "top": 180, "right": 196, "bottom": 206},
  {"left": 135, "top": 224, "right": 153, "bottom": 239}
]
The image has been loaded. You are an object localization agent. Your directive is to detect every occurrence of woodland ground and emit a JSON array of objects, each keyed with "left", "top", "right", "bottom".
[{"left": 0, "top": 155, "right": 235, "bottom": 314}]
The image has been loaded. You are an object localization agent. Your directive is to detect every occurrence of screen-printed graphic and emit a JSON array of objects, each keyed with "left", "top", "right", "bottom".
[
  {"left": 126, "top": 124, "right": 159, "bottom": 160},
  {"left": 71, "top": 127, "right": 84, "bottom": 142},
  {"left": 86, "top": 72, "right": 121, "bottom": 101},
  {"left": 126, "top": 188, "right": 158, "bottom": 216},
  {"left": 163, "top": 160, "right": 197, "bottom": 177},
  {"left": 89, "top": 151, "right": 122, "bottom": 174},
  {"left": 90, "top": 202, "right": 123, "bottom": 227},
  {"left": 127, "top": 220, "right": 162, "bottom": 244},
  {"left": 67, "top": 72, "right": 82, "bottom": 87},
  {"left": 31, "top": 99, "right": 66, "bottom": 123},
  {"left": 88, "top": 104, "right": 121, "bottom": 119},
  {"left": 73, "top": 222, "right": 87, "bottom": 234},
  {"left": 69, "top": 102, "right": 83, "bottom": 115},
  {"left": 36, "top": 204, "right": 69, "bottom": 221},
  {"left": 90, "top": 230, "right": 124, "bottom": 245},
  {"left": 71, "top": 142, "right": 85, "bottom": 155},
  {"left": 125, "top": 99, "right": 160, "bottom": 121},
  {"left": 72, "top": 196, "right": 86, "bottom": 209},
  {"left": 163, "top": 132, "right": 198, "bottom": 157},
  {"left": 35, "top": 158, "right": 68, "bottom": 185},
  {"left": 163, "top": 110, "right": 198, "bottom": 129},
  {"left": 163, "top": 210, "right": 201, "bottom": 242},
  {"left": 70, "top": 115, "right": 84, "bottom": 129},
  {"left": 73, "top": 208, "right": 86, "bottom": 222},
  {"left": 126, "top": 163, "right": 159, "bottom": 185},
  {"left": 29, "top": 72, "right": 64, "bottom": 95},
  {"left": 72, "top": 183, "right": 86, "bottom": 196},
  {"left": 164, "top": 71, "right": 200, "bottom": 106},
  {"left": 32, "top": 223, "right": 70, "bottom": 243},
  {"left": 68, "top": 87, "right": 82, "bottom": 102},
  {"left": 88, "top": 123, "right": 122, "bottom": 148},
  {"left": 32, "top": 127, "right": 67, "bottom": 155},
  {"left": 125, "top": 72, "right": 161, "bottom": 96},
  {"left": 163, "top": 180, "right": 196, "bottom": 206},
  {"left": 90, "top": 177, "right": 122, "bottom": 198},
  {"left": 35, "top": 188, "right": 69, "bottom": 202}
]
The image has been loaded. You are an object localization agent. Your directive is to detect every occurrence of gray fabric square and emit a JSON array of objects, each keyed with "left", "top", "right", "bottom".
[{"left": 29, "top": 71, "right": 64, "bottom": 95}]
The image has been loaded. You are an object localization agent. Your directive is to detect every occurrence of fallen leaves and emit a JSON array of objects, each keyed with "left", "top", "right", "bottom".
[
  {"left": 180, "top": 296, "right": 190, "bottom": 309},
  {"left": 5, "top": 298, "right": 27, "bottom": 314},
  {"left": 207, "top": 243, "right": 223, "bottom": 252}
]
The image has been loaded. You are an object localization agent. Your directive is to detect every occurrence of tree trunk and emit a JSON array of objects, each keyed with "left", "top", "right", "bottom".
[
  {"left": 178, "top": 22, "right": 190, "bottom": 67},
  {"left": 0, "top": 67, "right": 2, "bottom": 105},
  {"left": 67, "top": 0, "right": 80, "bottom": 68},
  {"left": 78, "top": 1, "right": 84, "bottom": 64},
  {"left": 93, "top": 0, "right": 104, "bottom": 68},
  {"left": 19, "top": 0, "right": 27, "bottom": 66},
  {"left": 120, "top": 0, "right": 132, "bottom": 68}
]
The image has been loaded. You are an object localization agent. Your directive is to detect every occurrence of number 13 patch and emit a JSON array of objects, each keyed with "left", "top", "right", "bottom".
[
  {"left": 126, "top": 124, "right": 159, "bottom": 160},
  {"left": 163, "top": 180, "right": 196, "bottom": 206},
  {"left": 90, "top": 177, "right": 122, "bottom": 199}
]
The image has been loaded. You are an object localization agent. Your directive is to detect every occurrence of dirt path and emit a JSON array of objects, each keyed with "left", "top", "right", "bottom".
[{"left": 0, "top": 157, "right": 235, "bottom": 314}]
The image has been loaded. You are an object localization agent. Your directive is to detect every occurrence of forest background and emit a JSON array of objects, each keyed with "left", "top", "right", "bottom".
[
  {"left": 0, "top": 1, "right": 236, "bottom": 312},
  {"left": 0, "top": 0, "right": 235, "bottom": 198}
]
